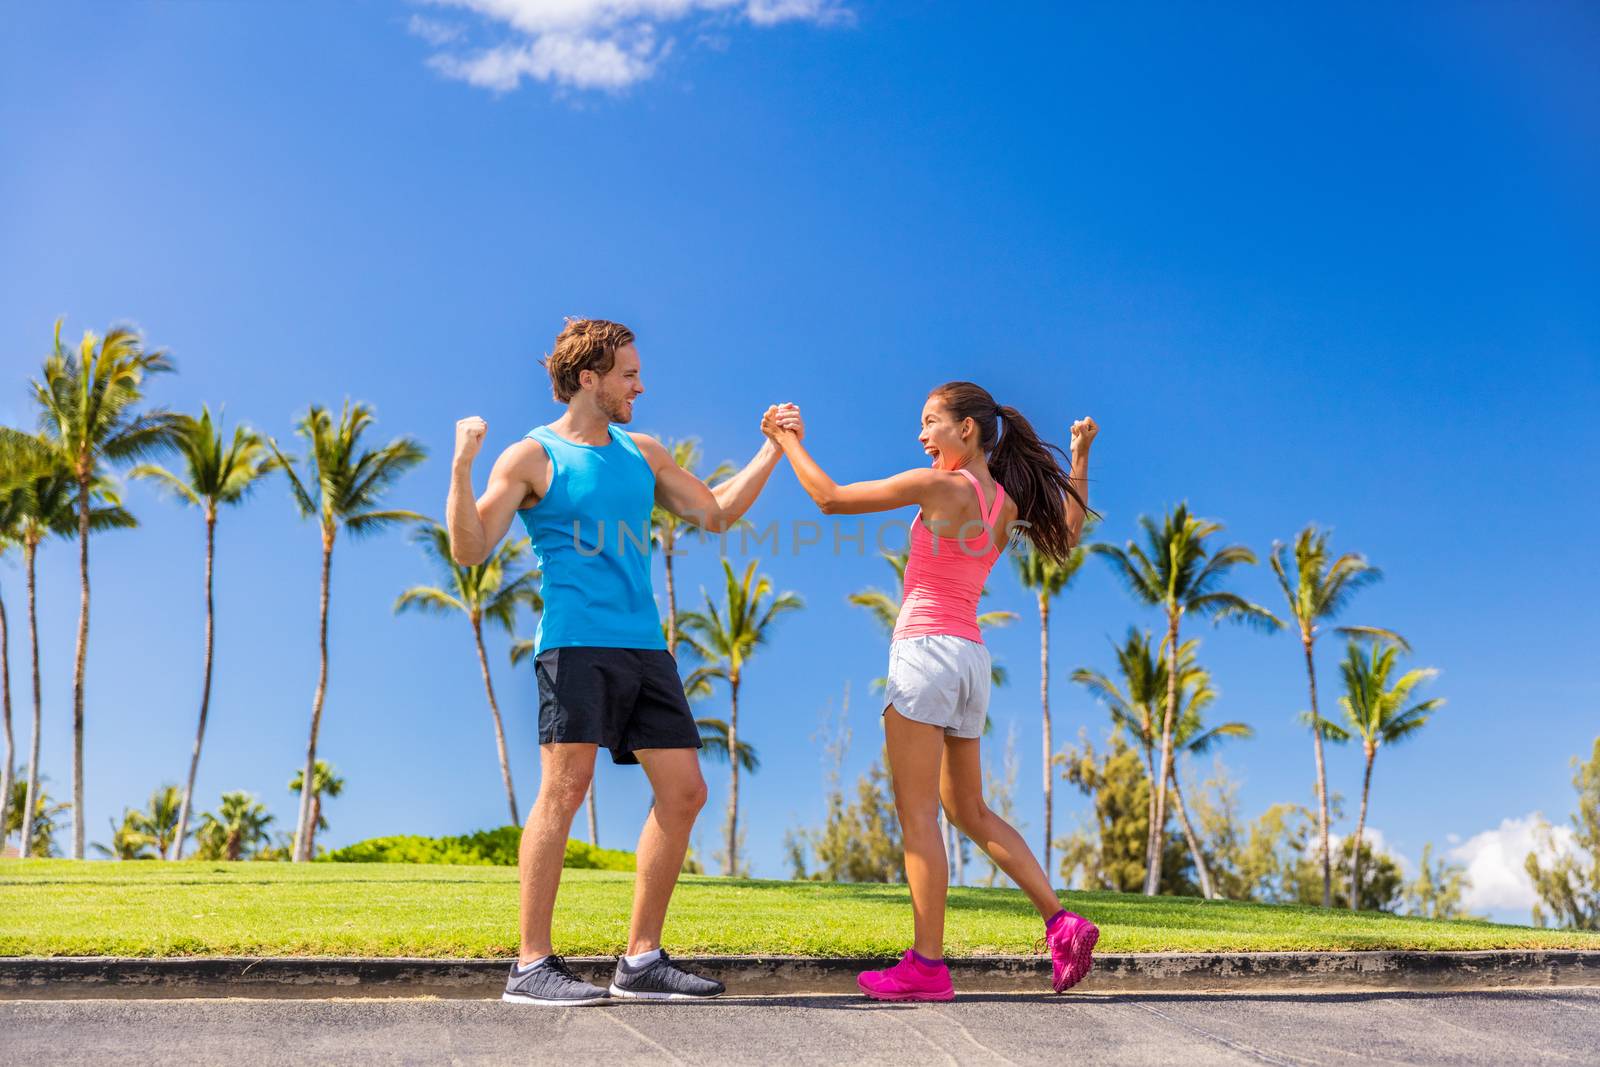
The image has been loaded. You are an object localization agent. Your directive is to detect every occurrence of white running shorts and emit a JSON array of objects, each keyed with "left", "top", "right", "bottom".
[{"left": 883, "top": 634, "right": 991, "bottom": 739}]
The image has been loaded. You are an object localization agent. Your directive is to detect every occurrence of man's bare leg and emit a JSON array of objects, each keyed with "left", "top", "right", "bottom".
[
  {"left": 625, "top": 747, "right": 708, "bottom": 955},
  {"left": 519, "top": 743, "right": 598, "bottom": 964}
]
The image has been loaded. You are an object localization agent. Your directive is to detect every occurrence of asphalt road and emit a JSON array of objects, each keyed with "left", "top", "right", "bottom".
[{"left": 3, "top": 990, "right": 1597, "bottom": 1066}]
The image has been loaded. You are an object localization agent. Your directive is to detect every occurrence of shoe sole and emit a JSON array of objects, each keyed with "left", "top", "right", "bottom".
[
  {"left": 1053, "top": 921, "right": 1100, "bottom": 993},
  {"left": 857, "top": 978, "right": 955, "bottom": 1002},
  {"left": 501, "top": 991, "right": 611, "bottom": 1007},
  {"left": 608, "top": 983, "right": 724, "bottom": 1001}
]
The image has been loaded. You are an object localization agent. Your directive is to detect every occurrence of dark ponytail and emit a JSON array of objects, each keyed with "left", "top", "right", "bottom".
[{"left": 929, "top": 382, "right": 1091, "bottom": 565}]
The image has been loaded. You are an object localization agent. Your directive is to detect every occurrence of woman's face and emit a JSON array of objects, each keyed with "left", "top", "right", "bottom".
[{"left": 918, "top": 397, "right": 973, "bottom": 470}]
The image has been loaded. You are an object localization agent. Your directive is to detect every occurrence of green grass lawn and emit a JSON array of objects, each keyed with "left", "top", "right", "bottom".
[{"left": 4, "top": 859, "right": 1596, "bottom": 958}]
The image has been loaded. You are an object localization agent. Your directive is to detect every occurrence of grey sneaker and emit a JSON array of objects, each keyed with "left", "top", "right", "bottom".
[
  {"left": 609, "top": 950, "right": 726, "bottom": 1001},
  {"left": 502, "top": 955, "right": 610, "bottom": 1006}
]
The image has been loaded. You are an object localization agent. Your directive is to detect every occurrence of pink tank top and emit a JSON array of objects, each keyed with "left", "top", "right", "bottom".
[{"left": 892, "top": 469, "right": 1007, "bottom": 643}]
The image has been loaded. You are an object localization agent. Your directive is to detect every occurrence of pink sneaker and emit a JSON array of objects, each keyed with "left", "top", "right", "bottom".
[
  {"left": 1045, "top": 910, "right": 1099, "bottom": 993},
  {"left": 856, "top": 950, "right": 955, "bottom": 1002}
]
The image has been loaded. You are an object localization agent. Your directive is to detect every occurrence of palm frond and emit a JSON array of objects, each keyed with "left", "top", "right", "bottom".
[
  {"left": 128, "top": 463, "right": 202, "bottom": 507},
  {"left": 345, "top": 508, "right": 425, "bottom": 538},
  {"left": 1334, "top": 625, "right": 1411, "bottom": 653},
  {"left": 394, "top": 586, "right": 465, "bottom": 617}
]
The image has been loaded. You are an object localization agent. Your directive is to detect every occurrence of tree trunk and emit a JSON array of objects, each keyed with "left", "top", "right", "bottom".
[
  {"left": 293, "top": 536, "right": 333, "bottom": 862},
  {"left": 1141, "top": 746, "right": 1160, "bottom": 878},
  {"left": 663, "top": 529, "right": 678, "bottom": 655},
  {"left": 724, "top": 675, "right": 740, "bottom": 876},
  {"left": 1144, "top": 612, "right": 1181, "bottom": 895},
  {"left": 1350, "top": 748, "right": 1375, "bottom": 911},
  {"left": 173, "top": 513, "right": 217, "bottom": 860},
  {"left": 309, "top": 794, "right": 321, "bottom": 858},
  {"left": 471, "top": 617, "right": 519, "bottom": 825},
  {"left": 71, "top": 475, "right": 91, "bottom": 859},
  {"left": 1, "top": 585, "right": 13, "bottom": 849},
  {"left": 1039, "top": 593, "right": 1053, "bottom": 879},
  {"left": 586, "top": 780, "right": 598, "bottom": 846},
  {"left": 1303, "top": 637, "right": 1332, "bottom": 908},
  {"left": 19, "top": 542, "right": 41, "bottom": 858},
  {"left": 1168, "top": 768, "right": 1215, "bottom": 899}
]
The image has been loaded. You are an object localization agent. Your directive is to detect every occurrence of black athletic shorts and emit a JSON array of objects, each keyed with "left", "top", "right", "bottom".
[{"left": 535, "top": 647, "right": 702, "bottom": 765}]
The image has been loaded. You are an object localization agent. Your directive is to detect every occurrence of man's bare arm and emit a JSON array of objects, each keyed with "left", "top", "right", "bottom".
[
  {"left": 634, "top": 425, "right": 784, "bottom": 534},
  {"left": 447, "top": 417, "right": 544, "bottom": 565}
]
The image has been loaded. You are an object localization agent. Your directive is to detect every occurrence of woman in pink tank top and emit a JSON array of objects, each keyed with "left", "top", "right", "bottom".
[{"left": 765, "top": 382, "right": 1100, "bottom": 1001}]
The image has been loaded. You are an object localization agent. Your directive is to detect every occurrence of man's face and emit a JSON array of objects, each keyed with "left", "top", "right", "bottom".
[{"left": 587, "top": 343, "right": 645, "bottom": 423}]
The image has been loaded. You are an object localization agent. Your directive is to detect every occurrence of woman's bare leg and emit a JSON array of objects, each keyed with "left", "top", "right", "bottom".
[
  {"left": 940, "top": 734, "right": 1062, "bottom": 920},
  {"left": 884, "top": 706, "right": 951, "bottom": 959}
]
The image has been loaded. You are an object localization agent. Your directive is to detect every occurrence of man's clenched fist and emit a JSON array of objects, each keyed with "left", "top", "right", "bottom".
[{"left": 455, "top": 416, "right": 487, "bottom": 465}]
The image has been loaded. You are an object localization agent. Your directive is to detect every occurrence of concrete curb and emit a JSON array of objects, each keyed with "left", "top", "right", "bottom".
[{"left": 2, "top": 951, "right": 1598, "bottom": 999}]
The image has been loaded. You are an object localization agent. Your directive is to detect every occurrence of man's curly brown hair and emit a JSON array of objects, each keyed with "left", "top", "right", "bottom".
[{"left": 541, "top": 318, "right": 636, "bottom": 402}]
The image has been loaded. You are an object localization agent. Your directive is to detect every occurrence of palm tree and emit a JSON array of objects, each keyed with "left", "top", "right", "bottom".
[
  {"left": 679, "top": 558, "right": 803, "bottom": 876},
  {"left": 1323, "top": 639, "right": 1443, "bottom": 910},
  {"left": 28, "top": 321, "right": 180, "bottom": 857},
  {"left": 1073, "top": 628, "right": 1183, "bottom": 888},
  {"left": 141, "top": 784, "right": 185, "bottom": 859},
  {"left": 130, "top": 408, "right": 276, "bottom": 858},
  {"left": 93, "top": 808, "right": 159, "bottom": 860},
  {"left": 397, "top": 522, "right": 539, "bottom": 825},
  {"left": 694, "top": 717, "right": 760, "bottom": 774},
  {"left": 0, "top": 436, "right": 130, "bottom": 858},
  {"left": 1093, "top": 504, "right": 1279, "bottom": 894},
  {"left": 649, "top": 439, "right": 734, "bottom": 655},
  {"left": 90, "top": 786, "right": 182, "bottom": 860},
  {"left": 1072, "top": 630, "right": 1249, "bottom": 898},
  {"left": 195, "top": 791, "right": 274, "bottom": 861},
  {"left": 1166, "top": 657, "right": 1251, "bottom": 898},
  {"left": 1012, "top": 528, "right": 1092, "bottom": 878},
  {"left": 287, "top": 761, "right": 344, "bottom": 858},
  {"left": 268, "top": 401, "right": 424, "bottom": 861},
  {"left": 6, "top": 773, "right": 69, "bottom": 857},
  {"left": 1269, "top": 524, "right": 1405, "bottom": 907},
  {"left": 0, "top": 486, "right": 18, "bottom": 845}
]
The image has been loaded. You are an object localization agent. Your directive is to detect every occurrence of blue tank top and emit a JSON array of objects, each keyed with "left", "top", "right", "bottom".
[{"left": 518, "top": 424, "right": 665, "bottom": 653}]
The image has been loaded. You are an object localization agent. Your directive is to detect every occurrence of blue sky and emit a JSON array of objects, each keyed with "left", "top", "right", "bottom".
[{"left": 1, "top": 2, "right": 1596, "bottom": 920}]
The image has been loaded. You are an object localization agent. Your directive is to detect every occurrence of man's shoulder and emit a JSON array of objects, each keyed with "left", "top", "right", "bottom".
[
  {"left": 501, "top": 433, "right": 548, "bottom": 461},
  {"left": 491, "top": 434, "right": 549, "bottom": 485},
  {"left": 625, "top": 431, "right": 666, "bottom": 464}
]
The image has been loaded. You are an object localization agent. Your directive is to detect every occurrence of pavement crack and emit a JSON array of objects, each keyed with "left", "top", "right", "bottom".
[
  {"left": 600, "top": 1008, "right": 687, "bottom": 1064},
  {"left": 1132, "top": 1002, "right": 1311, "bottom": 1067},
  {"left": 881, "top": 1009, "right": 960, "bottom": 1066},
  {"left": 927, "top": 1006, "right": 1019, "bottom": 1066}
]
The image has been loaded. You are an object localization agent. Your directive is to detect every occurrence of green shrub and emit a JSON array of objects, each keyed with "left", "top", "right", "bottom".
[
  {"left": 323, "top": 827, "right": 635, "bottom": 870},
  {"left": 563, "top": 839, "right": 637, "bottom": 871}
]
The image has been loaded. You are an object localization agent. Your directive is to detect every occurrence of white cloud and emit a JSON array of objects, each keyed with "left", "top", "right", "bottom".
[
  {"left": 744, "top": 0, "right": 851, "bottom": 27},
  {"left": 408, "top": 14, "right": 465, "bottom": 46},
  {"left": 1448, "top": 813, "right": 1577, "bottom": 916},
  {"left": 429, "top": 29, "right": 658, "bottom": 91},
  {"left": 416, "top": 0, "right": 850, "bottom": 93}
]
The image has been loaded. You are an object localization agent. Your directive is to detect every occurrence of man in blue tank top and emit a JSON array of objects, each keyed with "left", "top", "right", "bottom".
[{"left": 447, "top": 318, "right": 798, "bottom": 1006}]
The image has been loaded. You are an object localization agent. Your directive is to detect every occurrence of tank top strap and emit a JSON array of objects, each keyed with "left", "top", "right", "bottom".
[
  {"left": 953, "top": 468, "right": 1004, "bottom": 528},
  {"left": 608, "top": 424, "right": 647, "bottom": 462},
  {"left": 986, "top": 483, "right": 1006, "bottom": 527}
]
